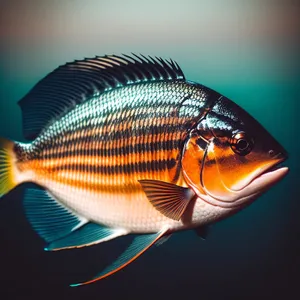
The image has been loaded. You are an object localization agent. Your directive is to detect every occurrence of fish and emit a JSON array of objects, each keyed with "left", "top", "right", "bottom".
[{"left": 0, "top": 54, "right": 288, "bottom": 286}]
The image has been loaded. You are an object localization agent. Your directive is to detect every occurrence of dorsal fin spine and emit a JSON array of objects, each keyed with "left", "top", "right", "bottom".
[{"left": 18, "top": 54, "right": 186, "bottom": 140}]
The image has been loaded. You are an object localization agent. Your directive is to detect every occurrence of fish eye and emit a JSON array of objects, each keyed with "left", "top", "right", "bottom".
[{"left": 230, "top": 131, "right": 254, "bottom": 156}]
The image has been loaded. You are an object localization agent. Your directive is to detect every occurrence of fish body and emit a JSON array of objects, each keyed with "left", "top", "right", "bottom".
[
  {"left": 0, "top": 55, "right": 288, "bottom": 285},
  {"left": 16, "top": 81, "right": 228, "bottom": 233}
]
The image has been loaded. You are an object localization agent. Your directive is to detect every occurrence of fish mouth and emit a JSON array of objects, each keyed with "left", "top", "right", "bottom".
[
  {"left": 242, "top": 164, "right": 288, "bottom": 199},
  {"left": 242, "top": 150, "right": 288, "bottom": 191},
  {"left": 199, "top": 158, "right": 289, "bottom": 209}
]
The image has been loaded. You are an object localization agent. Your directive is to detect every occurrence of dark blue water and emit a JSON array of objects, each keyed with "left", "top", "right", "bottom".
[{"left": 0, "top": 1, "right": 299, "bottom": 299}]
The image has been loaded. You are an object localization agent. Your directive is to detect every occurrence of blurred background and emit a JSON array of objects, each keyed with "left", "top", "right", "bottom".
[{"left": 0, "top": 1, "right": 299, "bottom": 299}]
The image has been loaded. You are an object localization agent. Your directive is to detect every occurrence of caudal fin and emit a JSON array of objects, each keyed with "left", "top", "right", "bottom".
[{"left": 0, "top": 137, "right": 19, "bottom": 197}]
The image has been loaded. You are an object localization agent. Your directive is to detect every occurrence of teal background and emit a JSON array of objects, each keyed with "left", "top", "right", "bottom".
[{"left": 0, "top": 1, "right": 299, "bottom": 299}]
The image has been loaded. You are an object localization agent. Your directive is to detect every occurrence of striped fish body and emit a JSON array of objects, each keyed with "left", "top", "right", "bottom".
[
  {"left": 16, "top": 80, "right": 227, "bottom": 233},
  {"left": 0, "top": 55, "right": 288, "bottom": 285}
]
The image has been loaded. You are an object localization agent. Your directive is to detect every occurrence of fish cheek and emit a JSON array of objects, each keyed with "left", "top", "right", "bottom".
[
  {"left": 181, "top": 135, "right": 206, "bottom": 196},
  {"left": 201, "top": 142, "right": 233, "bottom": 198},
  {"left": 213, "top": 149, "right": 254, "bottom": 192},
  {"left": 202, "top": 139, "right": 257, "bottom": 197}
]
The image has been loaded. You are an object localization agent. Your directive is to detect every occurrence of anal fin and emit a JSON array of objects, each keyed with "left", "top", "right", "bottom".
[
  {"left": 70, "top": 228, "right": 169, "bottom": 287},
  {"left": 46, "top": 223, "right": 128, "bottom": 251},
  {"left": 24, "top": 188, "right": 87, "bottom": 243}
]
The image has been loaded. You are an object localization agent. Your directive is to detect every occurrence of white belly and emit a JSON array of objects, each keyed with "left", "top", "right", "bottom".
[{"left": 38, "top": 179, "right": 232, "bottom": 233}]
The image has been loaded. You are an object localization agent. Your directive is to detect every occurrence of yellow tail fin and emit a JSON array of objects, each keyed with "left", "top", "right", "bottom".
[{"left": 0, "top": 137, "right": 18, "bottom": 197}]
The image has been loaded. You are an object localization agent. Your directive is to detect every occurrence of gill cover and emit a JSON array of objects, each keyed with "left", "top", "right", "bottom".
[{"left": 181, "top": 130, "right": 207, "bottom": 197}]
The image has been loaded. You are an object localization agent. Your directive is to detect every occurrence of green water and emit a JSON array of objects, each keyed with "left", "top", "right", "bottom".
[{"left": 0, "top": 1, "right": 299, "bottom": 299}]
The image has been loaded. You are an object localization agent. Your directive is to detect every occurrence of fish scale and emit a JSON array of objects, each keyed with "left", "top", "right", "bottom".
[
  {"left": 13, "top": 81, "right": 207, "bottom": 233},
  {"left": 21, "top": 82, "right": 203, "bottom": 193}
]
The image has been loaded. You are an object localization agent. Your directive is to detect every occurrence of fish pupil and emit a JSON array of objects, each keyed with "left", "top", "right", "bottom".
[{"left": 237, "top": 139, "right": 248, "bottom": 151}]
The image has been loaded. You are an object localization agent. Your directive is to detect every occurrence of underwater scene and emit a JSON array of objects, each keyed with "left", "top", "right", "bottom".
[{"left": 0, "top": 1, "right": 299, "bottom": 299}]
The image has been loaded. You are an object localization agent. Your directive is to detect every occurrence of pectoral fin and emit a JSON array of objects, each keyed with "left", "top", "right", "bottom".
[
  {"left": 70, "top": 228, "right": 168, "bottom": 287},
  {"left": 139, "top": 179, "right": 195, "bottom": 221}
]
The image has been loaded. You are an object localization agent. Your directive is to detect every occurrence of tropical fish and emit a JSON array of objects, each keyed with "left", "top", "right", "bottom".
[{"left": 0, "top": 54, "right": 288, "bottom": 286}]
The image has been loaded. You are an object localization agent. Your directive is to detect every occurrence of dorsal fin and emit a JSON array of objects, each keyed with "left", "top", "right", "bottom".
[{"left": 18, "top": 54, "right": 185, "bottom": 140}]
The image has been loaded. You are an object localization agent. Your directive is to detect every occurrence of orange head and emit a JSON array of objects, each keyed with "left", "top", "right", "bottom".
[{"left": 182, "top": 96, "right": 288, "bottom": 208}]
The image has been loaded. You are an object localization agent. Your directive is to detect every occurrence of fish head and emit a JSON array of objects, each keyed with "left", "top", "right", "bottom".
[{"left": 182, "top": 96, "right": 288, "bottom": 208}]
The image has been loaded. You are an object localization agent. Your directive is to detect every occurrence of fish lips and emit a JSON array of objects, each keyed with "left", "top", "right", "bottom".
[
  {"left": 243, "top": 165, "right": 289, "bottom": 197},
  {"left": 200, "top": 158, "right": 288, "bottom": 208},
  {"left": 229, "top": 153, "right": 288, "bottom": 192}
]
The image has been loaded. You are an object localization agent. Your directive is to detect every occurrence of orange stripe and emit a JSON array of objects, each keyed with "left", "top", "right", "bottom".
[
  {"left": 35, "top": 147, "right": 179, "bottom": 168},
  {"left": 33, "top": 166, "right": 179, "bottom": 192}
]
